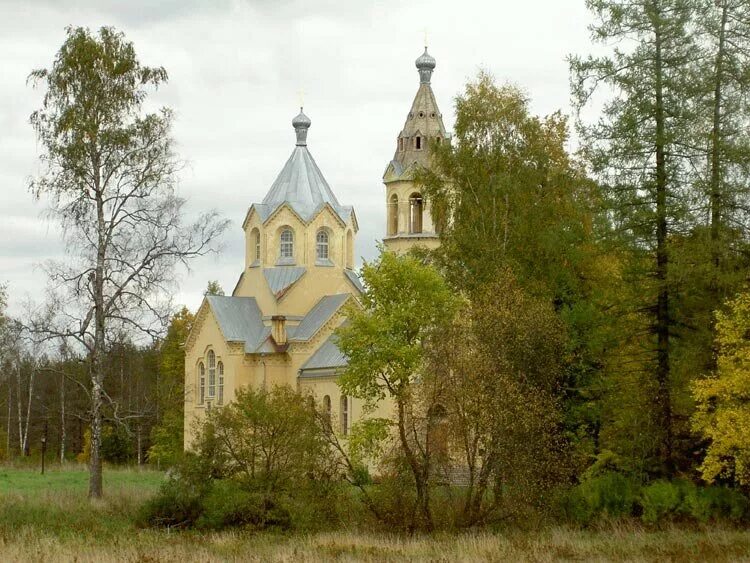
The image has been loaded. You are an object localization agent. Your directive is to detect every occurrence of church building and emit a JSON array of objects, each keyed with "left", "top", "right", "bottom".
[{"left": 184, "top": 47, "right": 446, "bottom": 445}]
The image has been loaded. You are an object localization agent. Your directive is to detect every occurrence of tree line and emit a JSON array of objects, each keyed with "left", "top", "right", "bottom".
[{"left": 2, "top": 0, "right": 750, "bottom": 526}]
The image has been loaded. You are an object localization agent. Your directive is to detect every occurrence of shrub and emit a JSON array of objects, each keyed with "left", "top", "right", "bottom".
[
  {"left": 136, "top": 478, "right": 203, "bottom": 529},
  {"left": 683, "top": 485, "right": 748, "bottom": 523},
  {"left": 196, "top": 481, "right": 290, "bottom": 531},
  {"left": 560, "top": 472, "right": 637, "bottom": 525},
  {"left": 640, "top": 480, "right": 684, "bottom": 524}
]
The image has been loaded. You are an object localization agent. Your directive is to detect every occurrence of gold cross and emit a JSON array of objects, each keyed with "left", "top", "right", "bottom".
[
  {"left": 298, "top": 88, "right": 305, "bottom": 109},
  {"left": 423, "top": 29, "right": 428, "bottom": 49}
]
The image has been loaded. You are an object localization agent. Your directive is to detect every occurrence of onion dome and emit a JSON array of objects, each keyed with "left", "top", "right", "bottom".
[
  {"left": 415, "top": 47, "right": 436, "bottom": 84},
  {"left": 292, "top": 107, "right": 311, "bottom": 145}
]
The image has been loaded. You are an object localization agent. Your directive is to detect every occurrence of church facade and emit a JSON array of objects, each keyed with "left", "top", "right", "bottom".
[{"left": 183, "top": 48, "right": 446, "bottom": 446}]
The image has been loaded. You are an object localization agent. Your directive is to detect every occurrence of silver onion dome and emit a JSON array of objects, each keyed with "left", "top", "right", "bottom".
[
  {"left": 292, "top": 107, "right": 311, "bottom": 145},
  {"left": 415, "top": 47, "right": 436, "bottom": 83}
]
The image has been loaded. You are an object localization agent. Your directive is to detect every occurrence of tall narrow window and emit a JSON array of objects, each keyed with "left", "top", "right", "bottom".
[
  {"left": 409, "top": 193, "right": 423, "bottom": 234},
  {"left": 415, "top": 136, "right": 422, "bottom": 150},
  {"left": 323, "top": 395, "right": 331, "bottom": 426},
  {"left": 340, "top": 395, "right": 349, "bottom": 435},
  {"left": 198, "top": 363, "right": 205, "bottom": 405},
  {"left": 207, "top": 350, "right": 216, "bottom": 399},
  {"left": 388, "top": 194, "right": 398, "bottom": 235},
  {"left": 252, "top": 229, "right": 261, "bottom": 262},
  {"left": 280, "top": 228, "right": 294, "bottom": 260},
  {"left": 217, "top": 361, "right": 224, "bottom": 405},
  {"left": 316, "top": 230, "right": 329, "bottom": 261}
]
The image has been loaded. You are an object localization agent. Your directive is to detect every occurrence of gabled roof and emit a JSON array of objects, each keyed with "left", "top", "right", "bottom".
[
  {"left": 205, "top": 295, "right": 267, "bottom": 353},
  {"left": 299, "top": 333, "right": 347, "bottom": 374},
  {"left": 292, "top": 294, "right": 350, "bottom": 342},
  {"left": 344, "top": 269, "right": 364, "bottom": 293},
  {"left": 263, "top": 267, "right": 306, "bottom": 299}
]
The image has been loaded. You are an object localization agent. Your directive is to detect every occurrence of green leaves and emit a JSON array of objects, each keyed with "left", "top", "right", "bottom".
[{"left": 336, "top": 250, "right": 458, "bottom": 407}]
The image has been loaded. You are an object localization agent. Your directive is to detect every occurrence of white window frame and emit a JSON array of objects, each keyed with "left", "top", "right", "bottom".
[
  {"left": 280, "top": 228, "right": 294, "bottom": 260},
  {"left": 340, "top": 395, "right": 349, "bottom": 435},
  {"left": 207, "top": 350, "right": 216, "bottom": 398},
  {"left": 199, "top": 362, "right": 205, "bottom": 405},
  {"left": 316, "top": 229, "right": 329, "bottom": 261},
  {"left": 217, "top": 361, "right": 224, "bottom": 405}
]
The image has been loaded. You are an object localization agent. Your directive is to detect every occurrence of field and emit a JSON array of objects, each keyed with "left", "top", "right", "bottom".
[{"left": 0, "top": 466, "right": 749, "bottom": 562}]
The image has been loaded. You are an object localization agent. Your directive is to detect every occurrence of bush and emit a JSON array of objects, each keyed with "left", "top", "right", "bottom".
[
  {"left": 137, "top": 478, "right": 203, "bottom": 529},
  {"left": 560, "top": 472, "right": 637, "bottom": 525},
  {"left": 640, "top": 480, "right": 684, "bottom": 524},
  {"left": 196, "top": 481, "right": 290, "bottom": 531}
]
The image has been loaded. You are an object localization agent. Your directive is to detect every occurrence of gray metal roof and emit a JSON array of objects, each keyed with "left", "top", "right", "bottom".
[
  {"left": 206, "top": 296, "right": 266, "bottom": 352},
  {"left": 259, "top": 141, "right": 350, "bottom": 224},
  {"left": 344, "top": 269, "right": 364, "bottom": 293},
  {"left": 292, "top": 294, "right": 349, "bottom": 342},
  {"left": 263, "top": 267, "right": 306, "bottom": 299},
  {"left": 299, "top": 333, "right": 348, "bottom": 372}
]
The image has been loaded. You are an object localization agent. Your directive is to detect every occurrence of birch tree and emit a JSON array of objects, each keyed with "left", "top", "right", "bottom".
[{"left": 28, "top": 26, "right": 227, "bottom": 498}]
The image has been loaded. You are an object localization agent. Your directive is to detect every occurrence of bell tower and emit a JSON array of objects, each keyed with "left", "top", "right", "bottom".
[{"left": 382, "top": 46, "right": 448, "bottom": 253}]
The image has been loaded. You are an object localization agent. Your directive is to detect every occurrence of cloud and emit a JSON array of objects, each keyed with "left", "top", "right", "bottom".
[{"left": 0, "top": 0, "right": 594, "bottom": 317}]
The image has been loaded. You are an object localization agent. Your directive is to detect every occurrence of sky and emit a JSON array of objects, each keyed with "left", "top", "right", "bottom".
[{"left": 0, "top": 0, "right": 595, "bottom": 318}]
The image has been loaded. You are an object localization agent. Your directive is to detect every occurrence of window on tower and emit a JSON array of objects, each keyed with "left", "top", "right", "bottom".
[
  {"left": 409, "top": 193, "right": 424, "bottom": 234},
  {"left": 316, "top": 229, "right": 329, "bottom": 261},
  {"left": 279, "top": 228, "right": 294, "bottom": 260},
  {"left": 415, "top": 136, "right": 422, "bottom": 150}
]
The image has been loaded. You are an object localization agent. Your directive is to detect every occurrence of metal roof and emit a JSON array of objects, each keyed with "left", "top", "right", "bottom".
[
  {"left": 263, "top": 266, "right": 306, "bottom": 299},
  {"left": 206, "top": 296, "right": 266, "bottom": 352},
  {"left": 344, "top": 269, "right": 364, "bottom": 293},
  {"left": 292, "top": 294, "right": 349, "bottom": 341},
  {"left": 260, "top": 139, "right": 349, "bottom": 224},
  {"left": 299, "top": 333, "right": 348, "bottom": 372}
]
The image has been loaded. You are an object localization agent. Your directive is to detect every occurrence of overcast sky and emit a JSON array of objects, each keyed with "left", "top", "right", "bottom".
[{"left": 0, "top": 0, "right": 595, "bottom": 318}]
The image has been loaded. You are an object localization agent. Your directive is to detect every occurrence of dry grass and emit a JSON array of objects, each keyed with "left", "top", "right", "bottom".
[
  {"left": 1, "top": 526, "right": 750, "bottom": 562},
  {"left": 0, "top": 466, "right": 749, "bottom": 562}
]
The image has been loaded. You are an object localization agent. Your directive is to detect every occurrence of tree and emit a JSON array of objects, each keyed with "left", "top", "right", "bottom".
[
  {"left": 195, "top": 386, "right": 332, "bottom": 495},
  {"left": 571, "top": 0, "right": 699, "bottom": 474},
  {"left": 692, "top": 290, "right": 750, "bottom": 487},
  {"left": 415, "top": 73, "right": 609, "bottom": 467},
  {"left": 28, "top": 26, "right": 228, "bottom": 497},
  {"left": 426, "top": 270, "right": 568, "bottom": 525},
  {"left": 204, "top": 281, "right": 225, "bottom": 297},
  {"left": 149, "top": 306, "right": 194, "bottom": 466},
  {"left": 336, "top": 249, "right": 459, "bottom": 531}
]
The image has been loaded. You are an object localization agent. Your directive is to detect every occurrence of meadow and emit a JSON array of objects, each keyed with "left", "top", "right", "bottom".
[{"left": 0, "top": 465, "right": 747, "bottom": 562}]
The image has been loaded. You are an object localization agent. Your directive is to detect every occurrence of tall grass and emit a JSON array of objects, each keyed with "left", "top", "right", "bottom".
[{"left": 0, "top": 465, "right": 748, "bottom": 562}]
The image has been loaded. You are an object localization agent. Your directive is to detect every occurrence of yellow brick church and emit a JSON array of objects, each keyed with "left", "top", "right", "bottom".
[{"left": 184, "top": 47, "right": 447, "bottom": 445}]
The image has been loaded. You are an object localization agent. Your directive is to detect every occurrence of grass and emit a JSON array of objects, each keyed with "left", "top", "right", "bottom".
[{"left": 0, "top": 465, "right": 749, "bottom": 562}]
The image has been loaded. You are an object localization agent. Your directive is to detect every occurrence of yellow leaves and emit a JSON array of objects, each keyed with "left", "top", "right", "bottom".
[{"left": 692, "top": 290, "right": 750, "bottom": 486}]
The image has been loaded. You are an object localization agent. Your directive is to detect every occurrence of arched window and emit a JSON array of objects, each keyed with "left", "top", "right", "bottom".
[
  {"left": 279, "top": 228, "right": 294, "bottom": 260},
  {"left": 409, "top": 193, "right": 423, "bottom": 234},
  {"left": 316, "top": 230, "right": 329, "bottom": 261},
  {"left": 340, "top": 395, "right": 349, "bottom": 435},
  {"left": 323, "top": 395, "right": 331, "bottom": 425},
  {"left": 388, "top": 194, "right": 398, "bottom": 236},
  {"left": 251, "top": 228, "right": 261, "bottom": 263},
  {"left": 346, "top": 230, "right": 354, "bottom": 269},
  {"left": 198, "top": 362, "right": 205, "bottom": 405},
  {"left": 207, "top": 350, "right": 216, "bottom": 399},
  {"left": 217, "top": 361, "right": 224, "bottom": 405}
]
